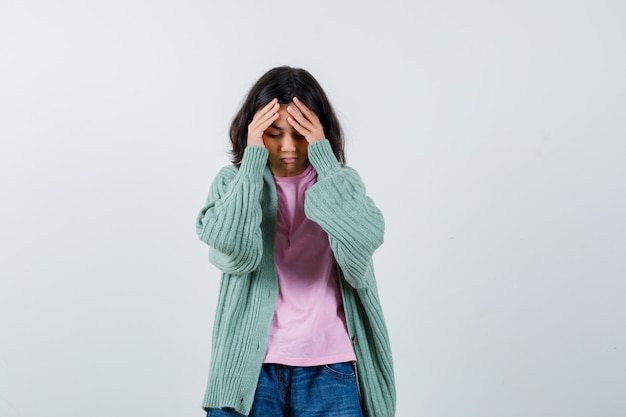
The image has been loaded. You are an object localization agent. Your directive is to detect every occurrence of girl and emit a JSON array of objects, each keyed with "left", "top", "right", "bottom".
[{"left": 196, "top": 66, "right": 395, "bottom": 417}]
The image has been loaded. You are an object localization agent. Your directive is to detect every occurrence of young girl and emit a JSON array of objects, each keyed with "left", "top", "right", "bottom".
[{"left": 196, "top": 66, "right": 395, "bottom": 417}]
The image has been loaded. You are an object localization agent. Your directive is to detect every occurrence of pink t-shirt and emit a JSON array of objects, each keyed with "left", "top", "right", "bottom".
[{"left": 264, "top": 164, "right": 356, "bottom": 366}]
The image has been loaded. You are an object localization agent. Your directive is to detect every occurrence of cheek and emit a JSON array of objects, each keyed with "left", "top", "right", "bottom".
[
  {"left": 262, "top": 136, "right": 277, "bottom": 151},
  {"left": 264, "top": 143, "right": 281, "bottom": 159}
]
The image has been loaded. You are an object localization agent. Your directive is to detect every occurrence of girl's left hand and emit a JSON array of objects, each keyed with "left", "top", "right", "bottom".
[{"left": 287, "top": 97, "right": 325, "bottom": 144}]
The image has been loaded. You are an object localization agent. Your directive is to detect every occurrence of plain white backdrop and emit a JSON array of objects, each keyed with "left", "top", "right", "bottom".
[{"left": 1, "top": 1, "right": 625, "bottom": 416}]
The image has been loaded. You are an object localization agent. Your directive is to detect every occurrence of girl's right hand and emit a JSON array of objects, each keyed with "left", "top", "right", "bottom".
[{"left": 247, "top": 98, "right": 279, "bottom": 148}]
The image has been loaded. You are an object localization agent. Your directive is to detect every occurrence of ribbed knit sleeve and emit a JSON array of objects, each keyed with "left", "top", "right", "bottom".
[
  {"left": 196, "top": 146, "right": 268, "bottom": 275},
  {"left": 304, "top": 140, "right": 385, "bottom": 289}
]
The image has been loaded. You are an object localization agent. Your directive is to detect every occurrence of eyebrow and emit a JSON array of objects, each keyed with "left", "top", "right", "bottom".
[{"left": 269, "top": 124, "right": 283, "bottom": 130}]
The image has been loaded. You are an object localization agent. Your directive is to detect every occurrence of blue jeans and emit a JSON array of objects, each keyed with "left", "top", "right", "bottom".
[{"left": 207, "top": 362, "right": 364, "bottom": 417}]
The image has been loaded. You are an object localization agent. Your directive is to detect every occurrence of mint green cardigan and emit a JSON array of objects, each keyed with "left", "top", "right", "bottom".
[{"left": 196, "top": 140, "right": 395, "bottom": 417}]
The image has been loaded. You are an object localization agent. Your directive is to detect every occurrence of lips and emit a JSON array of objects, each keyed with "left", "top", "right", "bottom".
[{"left": 280, "top": 157, "right": 298, "bottom": 163}]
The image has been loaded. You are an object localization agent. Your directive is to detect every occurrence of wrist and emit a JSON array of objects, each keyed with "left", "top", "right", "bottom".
[
  {"left": 239, "top": 146, "right": 269, "bottom": 175},
  {"left": 307, "top": 139, "right": 341, "bottom": 176},
  {"left": 247, "top": 137, "right": 265, "bottom": 148}
]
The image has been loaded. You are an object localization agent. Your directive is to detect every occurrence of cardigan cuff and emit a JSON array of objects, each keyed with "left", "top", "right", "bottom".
[
  {"left": 308, "top": 140, "right": 341, "bottom": 176},
  {"left": 239, "top": 146, "right": 269, "bottom": 176}
]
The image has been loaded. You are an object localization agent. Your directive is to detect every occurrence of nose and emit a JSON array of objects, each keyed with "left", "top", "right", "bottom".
[{"left": 280, "top": 136, "right": 297, "bottom": 152}]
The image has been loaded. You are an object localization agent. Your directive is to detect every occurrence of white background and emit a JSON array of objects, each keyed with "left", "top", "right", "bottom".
[{"left": 1, "top": 1, "right": 625, "bottom": 416}]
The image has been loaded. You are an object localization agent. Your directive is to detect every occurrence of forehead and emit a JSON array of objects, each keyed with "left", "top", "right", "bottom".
[{"left": 268, "top": 104, "right": 292, "bottom": 128}]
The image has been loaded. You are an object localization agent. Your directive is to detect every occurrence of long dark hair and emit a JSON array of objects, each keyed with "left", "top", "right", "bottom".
[{"left": 229, "top": 66, "right": 345, "bottom": 166}]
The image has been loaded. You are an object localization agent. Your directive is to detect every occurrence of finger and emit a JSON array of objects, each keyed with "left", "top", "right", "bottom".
[
  {"left": 259, "top": 111, "right": 279, "bottom": 130},
  {"left": 286, "top": 117, "right": 310, "bottom": 139},
  {"left": 286, "top": 104, "right": 313, "bottom": 130},
  {"left": 292, "top": 97, "right": 318, "bottom": 122},
  {"left": 289, "top": 98, "right": 310, "bottom": 123},
  {"left": 261, "top": 98, "right": 278, "bottom": 112},
  {"left": 286, "top": 113, "right": 310, "bottom": 135},
  {"left": 253, "top": 99, "right": 279, "bottom": 121},
  {"left": 257, "top": 103, "right": 280, "bottom": 124},
  {"left": 264, "top": 98, "right": 279, "bottom": 114},
  {"left": 288, "top": 98, "right": 325, "bottom": 142},
  {"left": 252, "top": 101, "right": 279, "bottom": 129},
  {"left": 248, "top": 99, "right": 279, "bottom": 147},
  {"left": 251, "top": 99, "right": 277, "bottom": 126}
]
